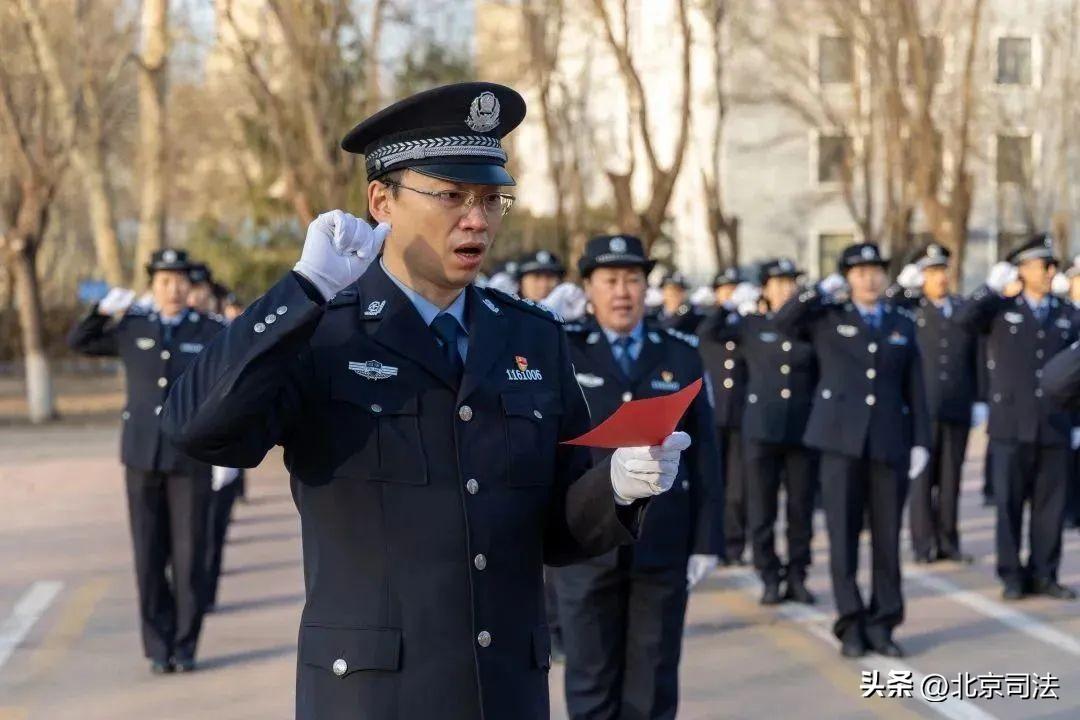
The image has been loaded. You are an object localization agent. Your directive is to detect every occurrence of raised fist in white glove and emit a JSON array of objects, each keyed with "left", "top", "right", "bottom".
[
  {"left": 690, "top": 286, "right": 715, "bottom": 308},
  {"left": 908, "top": 445, "right": 930, "bottom": 480},
  {"left": 611, "top": 431, "right": 692, "bottom": 504},
  {"left": 294, "top": 210, "right": 390, "bottom": 301},
  {"left": 971, "top": 402, "right": 989, "bottom": 427},
  {"left": 542, "top": 282, "right": 588, "bottom": 321},
  {"left": 897, "top": 264, "right": 924, "bottom": 290},
  {"left": 1052, "top": 272, "right": 1071, "bottom": 297},
  {"left": 986, "top": 261, "right": 1018, "bottom": 294},
  {"left": 98, "top": 287, "right": 136, "bottom": 316},
  {"left": 818, "top": 273, "right": 847, "bottom": 297},
  {"left": 728, "top": 282, "right": 761, "bottom": 315},
  {"left": 687, "top": 554, "right": 719, "bottom": 589}
]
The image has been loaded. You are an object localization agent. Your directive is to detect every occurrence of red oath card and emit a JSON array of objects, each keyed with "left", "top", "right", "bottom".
[{"left": 562, "top": 378, "right": 703, "bottom": 449}]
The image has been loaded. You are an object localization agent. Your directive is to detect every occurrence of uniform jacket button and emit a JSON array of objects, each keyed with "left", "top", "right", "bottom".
[
  {"left": 277, "top": 305, "right": 288, "bottom": 315},
  {"left": 265, "top": 314, "right": 277, "bottom": 324},
  {"left": 822, "top": 389, "right": 832, "bottom": 399},
  {"left": 780, "top": 364, "right": 790, "bottom": 374},
  {"left": 1035, "top": 388, "right": 1044, "bottom": 398},
  {"left": 458, "top": 405, "right": 473, "bottom": 422},
  {"left": 477, "top": 631, "right": 491, "bottom": 648},
  {"left": 681, "top": 479, "right": 690, "bottom": 490},
  {"left": 466, "top": 478, "right": 479, "bottom": 495},
  {"left": 866, "top": 368, "right": 876, "bottom": 379},
  {"left": 254, "top": 322, "right": 266, "bottom": 333},
  {"left": 724, "top": 359, "right": 735, "bottom": 370},
  {"left": 533, "top": 409, "right": 543, "bottom": 419},
  {"left": 622, "top": 392, "right": 633, "bottom": 402},
  {"left": 865, "top": 394, "right": 876, "bottom": 406},
  {"left": 332, "top": 658, "right": 348, "bottom": 676},
  {"left": 157, "top": 377, "right": 168, "bottom": 388},
  {"left": 474, "top": 554, "right": 487, "bottom": 570},
  {"left": 782, "top": 341, "right": 792, "bottom": 351},
  {"left": 370, "top": 404, "right": 383, "bottom": 414},
  {"left": 748, "top": 393, "right": 758, "bottom": 403},
  {"left": 867, "top": 343, "right": 878, "bottom": 353},
  {"left": 723, "top": 378, "right": 734, "bottom": 389},
  {"left": 725, "top": 341, "right": 736, "bottom": 351},
  {"left": 780, "top": 388, "right": 791, "bottom": 399},
  {"left": 160, "top": 350, "right": 171, "bottom": 360}
]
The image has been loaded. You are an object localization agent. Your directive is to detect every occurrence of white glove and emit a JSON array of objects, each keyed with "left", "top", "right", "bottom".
[
  {"left": 690, "top": 286, "right": 715, "bottom": 308},
  {"left": 1052, "top": 273, "right": 1070, "bottom": 297},
  {"left": 986, "top": 261, "right": 1018, "bottom": 294},
  {"left": 897, "top": 264, "right": 924, "bottom": 290},
  {"left": 211, "top": 466, "right": 240, "bottom": 491},
  {"left": 908, "top": 445, "right": 930, "bottom": 480},
  {"left": 687, "top": 554, "right": 719, "bottom": 589},
  {"left": 541, "top": 282, "right": 588, "bottom": 321},
  {"left": 611, "top": 431, "right": 692, "bottom": 504},
  {"left": 818, "top": 273, "right": 847, "bottom": 297},
  {"left": 486, "top": 272, "right": 518, "bottom": 295},
  {"left": 1071, "top": 428, "right": 1080, "bottom": 451},
  {"left": 728, "top": 282, "right": 761, "bottom": 315},
  {"left": 293, "top": 210, "right": 390, "bottom": 301},
  {"left": 645, "top": 286, "right": 664, "bottom": 308},
  {"left": 98, "top": 287, "right": 136, "bottom": 316}
]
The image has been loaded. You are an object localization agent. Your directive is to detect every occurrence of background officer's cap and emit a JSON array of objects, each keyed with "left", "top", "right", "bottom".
[
  {"left": 516, "top": 249, "right": 565, "bottom": 278},
  {"left": 1007, "top": 232, "right": 1058, "bottom": 266},
  {"left": 578, "top": 235, "right": 656, "bottom": 278},
  {"left": 759, "top": 257, "right": 803, "bottom": 284},
  {"left": 837, "top": 242, "right": 889, "bottom": 274},
  {"left": 188, "top": 263, "right": 212, "bottom": 285},
  {"left": 910, "top": 242, "right": 951, "bottom": 270},
  {"left": 341, "top": 81, "right": 526, "bottom": 186},
  {"left": 145, "top": 248, "right": 195, "bottom": 276},
  {"left": 712, "top": 266, "right": 742, "bottom": 289},
  {"left": 661, "top": 271, "right": 689, "bottom": 289}
]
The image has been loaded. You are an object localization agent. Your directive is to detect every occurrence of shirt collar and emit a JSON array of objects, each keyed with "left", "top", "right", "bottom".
[
  {"left": 1023, "top": 292, "right": 1049, "bottom": 313},
  {"left": 853, "top": 300, "right": 881, "bottom": 318},
  {"left": 381, "top": 258, "right": 468, "bottom": 332},
  {"left": 601, "top": 320, "right": 645, "bottom": 347}
]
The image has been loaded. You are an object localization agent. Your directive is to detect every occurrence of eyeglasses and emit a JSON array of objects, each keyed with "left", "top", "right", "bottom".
[{"left": 382, "top": 181, "right": 516, "bottom": 217}]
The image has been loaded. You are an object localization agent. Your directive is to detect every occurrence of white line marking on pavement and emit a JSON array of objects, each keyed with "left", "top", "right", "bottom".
[
  {"left": 907, "top": 568, "right": 1080, "bottom": 657},
  {"left": 0, "top": 581, "right": 63, "bottom": 670},
  {"left": 725, "top": 571, "right": 999, "bottom": 720}
]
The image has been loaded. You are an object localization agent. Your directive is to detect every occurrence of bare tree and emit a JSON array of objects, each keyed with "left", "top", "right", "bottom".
[{"left": 132, "top": 0, "right": 169, "bottom": 287}]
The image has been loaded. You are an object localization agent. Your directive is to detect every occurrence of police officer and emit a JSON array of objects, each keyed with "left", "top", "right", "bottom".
[
  {"left": 655, "top": 271, "right": 705, "bottom": 333},
  {"left": 700, "top": 266, "right": 749, "bottom": 563},
  {"left": 555, "top": 234, "right": 721, "bottom": 720},
  {"left": 774, "top": 242, "right": 930, "bottom": 658},
  {"left": 187, "top": 263, "right": 216, "bottom": 313},
  {"left": 162, "top": 82, "right": 690, "bottom": 720},
  {"left": 516, "top": 249, "right": 565, "bottom": 301},
  {"left": 891, "top": 244, "right": 979, "bottom": 563},
  {"left": 700, "top": 258, "right": 818, "bottom": 605},
  {"left": 68, "top": 249, "right": 225, "bottom": 674},
  {"left": 955, "top": 233, "right": 1077, "bottom": 600}
]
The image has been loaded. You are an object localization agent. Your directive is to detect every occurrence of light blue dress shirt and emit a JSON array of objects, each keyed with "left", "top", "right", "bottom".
[
  {"left": 603, "top": 320, "right": 645, "bottom": 365},
  {"left": 381, "top": 259, "right": 469, "bottom": 361}
]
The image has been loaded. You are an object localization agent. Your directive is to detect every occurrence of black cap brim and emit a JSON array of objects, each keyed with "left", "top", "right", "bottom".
[
  {"left": 580, "top": 258, "right": 656, "bottom": 278},
  {"left": 145, "top": 262, "right": 195, "bottom": 275},
  {"left": 408, "top": 163, "right": 516, "bottom": 186}
]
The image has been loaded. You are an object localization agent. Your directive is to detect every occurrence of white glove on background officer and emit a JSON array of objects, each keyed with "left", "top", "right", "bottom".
[
  {"left": 818, "top": 273, "right": 847, "bottom": 297},
  {"left": 211, "top": 466, "right": 240, "bottom": 492},
  {"left": 727, "top": 282, "right": 761, "bottom": 315},
  {"left": 486, "top": 272, "right": 518, "bottom": 295},
  {"left": 97, "top": 287, "right": 137, "bottom": 316},
  {"left": 541, "top": 282, "right": 588, "bottom": 321},
  {"left": 1051, "top": 272, "right": 1071, "bottom": 297},
  {"left": 294, "top": 210, "right": 391, "bottom": 301},
  {"left": 689, "top": 286, "right": 715, "bottom": 308},
  {"left": 1071, "top": 428, "right": 1080, "bottom": 451},
  {"left": 611, "top": 431, "right": 692, "bottom": 504},
  {"left": 645, "top": 286, "right": 664, "bottom": 309},
  {"left": 897, "top": 264, "right": 924, "bottom": 290},
  {"left": 908, "top": 445, "right": 930, "bottom": 480},
  {"left": 971, "top": 402, "right": 989, "bottom": 427},
  {"left": 986, "top": 261, "right": 1019, "bottom": 294},
  {"left": 687, "top": 554, "right": 719, "bottom": 590}
]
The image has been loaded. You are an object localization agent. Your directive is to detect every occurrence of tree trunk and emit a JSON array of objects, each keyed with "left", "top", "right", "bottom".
[
  {"left": 134, "top": 0, "right": 169, "bottom": 287},
  {"left": 83, "top": 137, "right": 125, "bottom": 286},
  {"left": 10, "top": 241, "right": 56, "bottom": 423}
]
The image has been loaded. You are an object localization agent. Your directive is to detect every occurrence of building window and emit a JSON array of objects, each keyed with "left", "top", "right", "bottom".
[
  {"left": 996, "top": 134, "right": 1032, "bottom": 186},
  {"left": 817, "top": 133, "right": 852, "bottom": 184},
  {"left": 905, "top": 35, "right": 943, "bottom": 85},
  {"left": 818, "top": 232, "right": 855, "bottom": 275},
  {"left": 818, "top": 36, "right": 853, "bottom": 84},
  {"left": 996, "top": 37, "right": 1032, "bottom": 85}
]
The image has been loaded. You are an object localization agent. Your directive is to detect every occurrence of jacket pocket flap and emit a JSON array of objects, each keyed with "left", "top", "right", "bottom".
[
  {"left": 300, "top": 625, "right": 402, "bottom": 675},
  {"left": 501, "top": 392, "right": 561, "bottom": 420},
  {"left": 330, "top": 380, "right": 419, "bottom": 416}
]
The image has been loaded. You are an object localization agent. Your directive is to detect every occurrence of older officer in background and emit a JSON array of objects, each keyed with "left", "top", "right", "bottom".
[
  {"left": 556, "top": 234, "right": 721, "bottom": 720},
  {"left": 700, "top": 266, "right": 749, "bottom": 564},
  {"left": 163, "top": 83, "right": 690, "bottom": 720},
  {"left": 892, "top": 244, "right": 979, "bottom": 564},
  {"left": 68, "top": 249, "right": 225, "bottom": 674},
  {"left": 655, "top": 271, "right": 705, "bottom": 334},
  {"left": 775, "top": 242, "right": 930, "bottom": 658},
  {"left": 700, "top": 258, "right": 818, "bottom": 605},
  {"left": 955, "top": 234, "right": 1077, "bottom": 601}
]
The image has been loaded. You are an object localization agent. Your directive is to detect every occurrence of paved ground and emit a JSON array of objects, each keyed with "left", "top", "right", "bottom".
[{"left": 2, "top": 421, "right": 1079, "bottom": 719}]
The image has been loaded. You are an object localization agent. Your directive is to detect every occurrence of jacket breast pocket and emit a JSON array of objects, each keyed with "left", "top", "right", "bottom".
[
  {"left": 502, "top": 392, "right": 562, "bottom": 487},
  {"left": 329, "top": 381, "right": 428, "bottom": 485},
  {"left": 300, "top": 624, "right": 402, "bottom": 675}
]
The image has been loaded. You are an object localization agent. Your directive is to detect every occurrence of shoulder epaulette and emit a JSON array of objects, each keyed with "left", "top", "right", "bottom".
[
  {"left": 895, "top": 307, "right": 917, "bottom": 321},
  {"left": 125, "top": 305, "right": 150, "bottom": 317},
  {"left": 485, "top": 287, "right": 564, "bottom": 324},
  {"left": 328, "top": 287, "right": 361, "bottom": 308},
  {"left": 563, "top": 322, "right": 587, "bottom": 334},
  {"left": 665, "top": 327, "right": 699, "bottom": 348}
]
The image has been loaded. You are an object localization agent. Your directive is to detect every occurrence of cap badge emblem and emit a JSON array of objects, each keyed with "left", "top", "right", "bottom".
[
  {"left": 466, "top": 91, "right": 501, "bottom": 133},
  {"left": 610, "top": 237, "right": 628, "bottom": 253}
]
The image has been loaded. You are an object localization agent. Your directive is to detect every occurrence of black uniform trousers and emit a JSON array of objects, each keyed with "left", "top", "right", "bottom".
[
  {"left": 204, "top": 472, "right": 242, "bottom": 609},
  {"left": 555, "top": 556, "right": 687, "bottom": 720},
  {"left": 819, "top": 452, "right": 906, "bottom": 643},
  {"left": 124, "top": 468, "right": 211, "bottom": 662},
  {"left": 720, "top": 428, "right": 746, "bottom": 561},
  {"left": 989, "top": 441, "right": 1068, "bottom": 586},
  {"left": 745, "top": 441, "right": 816, "bottom": 583},
  {"left": 909, "top": 422, "right": 970, "bottom": 558}
]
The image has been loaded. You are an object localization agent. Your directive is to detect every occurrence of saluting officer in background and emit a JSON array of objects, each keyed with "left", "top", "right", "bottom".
[
  {"left": 655, "top": 271, "right": 705, "bottom": 334},
  {"left": 556, "top": 234, "right": 721, "bottom": 720},
  {"left": 163, "top": 83, "right": 690, "bottom": 720},
  {"left": 700, "top": 266, "right": 749, "bottom": 564},
  {"left": 775, "top": 242, "right": 930, "bottom": 659},
  {"left": 891, "top": 244, "right": 979, "bottom": 564},
  {"left": 68, "top": 249, "right": 225, "bottom": 674},
  {"left": 700, "top": 258, "right": 819, "bottom": 605},
  {"left": 955, "top": 234, "right": 1077, "bottom": 601}
]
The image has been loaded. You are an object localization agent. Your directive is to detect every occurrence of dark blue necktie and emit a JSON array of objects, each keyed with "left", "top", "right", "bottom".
[
  {"left": 863, "top": 310, "right": 879, "bottom": 331},
  {"left": 614, "top": 336, "right": 635, "bottom": 378},
  {"left": 1035, "top": 304, "right": 1048, "bottom": 324},
  {"left": 430, "top": 313, "right": 463, "bottom": 379}
]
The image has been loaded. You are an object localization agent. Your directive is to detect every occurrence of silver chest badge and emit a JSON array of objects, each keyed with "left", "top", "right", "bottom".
[
  {"left": 364, "top": 300, "right": 387, "bottom": 317},
  {"left": 575, "top": 372, "right": 605, "bottom": 388},
  {"left": 466, "top": 91, "right": 501, "bottom": 133},
  {"left": 1004, "top": 312, "right": 1024, "bottom": 324},
  {"left": 837, "top": 324, "right": 858, "bottom": 338},
  {"left": 135, "top": 337, "right": 156, "bottom": 350},
  {"left": 179, "top": 342, "right": 204, "bottom": 354},
  {"left": 349, "top": 360, "right": 398, "bottom": 380}
]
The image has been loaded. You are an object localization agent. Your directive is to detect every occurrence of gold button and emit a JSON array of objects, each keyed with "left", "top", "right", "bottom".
[{"left": 459, "top": 405, "right": 473, "bottom": 422}]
